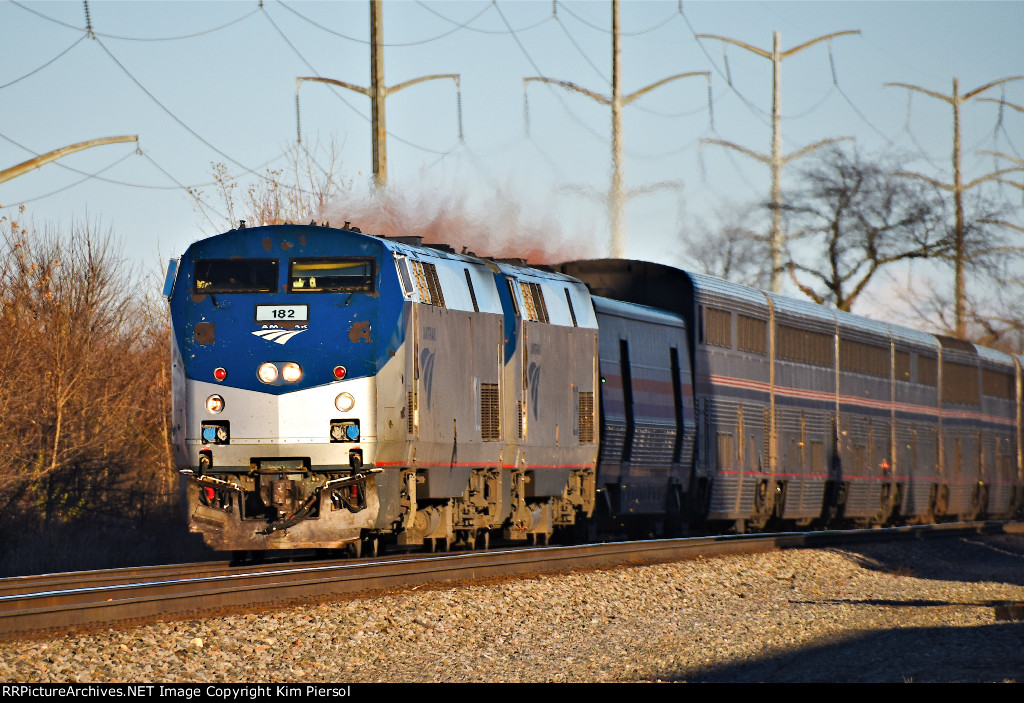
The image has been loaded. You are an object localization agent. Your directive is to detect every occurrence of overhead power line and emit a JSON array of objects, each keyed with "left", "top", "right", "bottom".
[
  {"left": 93, "top": 35, "right": 260, "bottom": 178},
  {"left": 555, "top": 1, "right": 678, "bottom": 36},
  {"left": 416, "top": 1, "right": 554, "bottom": 35},
  {"left": 278, "top": 0, "right": 490, "bottom": 47},
  {"left": 2, "top": 150, "right": 136, "bottom": 205},
  {"left": 0, "top": 34, "right": 86, "bottom": 90},
  {"left": 9, "top": 0, "right": 259, "bottom": 41}
]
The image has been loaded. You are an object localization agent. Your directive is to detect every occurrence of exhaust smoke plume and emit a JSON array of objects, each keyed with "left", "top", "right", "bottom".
[{"left": 324, "top": 185, "right": 603, "bottom": 266}]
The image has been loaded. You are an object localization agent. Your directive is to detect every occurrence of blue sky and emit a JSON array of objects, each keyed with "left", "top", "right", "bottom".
[{"left": 1, "top": 1, "right": 1022, "bottom": 311}]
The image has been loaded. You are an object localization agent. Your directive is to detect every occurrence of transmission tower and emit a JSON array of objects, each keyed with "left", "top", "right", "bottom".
[
  {"left": 698, "top": 30, "right": 859, "bottom": 292},
  {"left": 296, "top": 0, "right": 460, "bottom": 189},
  {"left": 525, "top": 0, "right": 710, "bottom": 258},
  {"left": 886, "top": 76, "right": 1024, "bottom": 337}
]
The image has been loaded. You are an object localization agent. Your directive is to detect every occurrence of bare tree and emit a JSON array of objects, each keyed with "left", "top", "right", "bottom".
[
  {"left": 679, "top": 205, "right": 772, "bottom": 290},
  {"left": 903, "top": 280, "right": 1024, "bottom": 353},
  {"left": 897, "top": 189, "right": 1024, "bottom": 351},
  {"left": 780, "top": 147, "right": 948, "bottom": 312},
  {"left": 189, "top": 138, "right": 350, "bottom": 233},
  {"left": 0, "top": 217, "right": 173, "bottom": 536}
]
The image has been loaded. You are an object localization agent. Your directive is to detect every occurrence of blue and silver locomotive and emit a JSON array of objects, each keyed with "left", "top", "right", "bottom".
[{"left": 165, "top": 223, "right": 602, "bottom": 553}]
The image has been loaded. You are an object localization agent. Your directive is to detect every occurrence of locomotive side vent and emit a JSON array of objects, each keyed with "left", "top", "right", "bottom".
[
  {"left": 424, "top": 263, "right": 446, "bottom": 308},
  {"left": 407, "top": 391, "right": 415, "bottom": 434},
  {"left": 517, "top": 401, "right": 525, "bottom": 439},
  {"left": 564, "top": 288, "right": 578, "bottom": 327},
  {"left": 412, "top": 260, "right": 447, "bottom": 308},
  {"left": 409, "top": 260, "right": 446, "bottom": 308},
  {"left": 519, "top": 281, "right": 550, "bottom": 323},
  {"left": 481, "top": 383, "right": 500, "bottom": 441},
  {"left": 578, "top": 391, "right": 595, "bottom": 444},
  {"left": 464, "top": 269, "right": 480, "bottom": 313}
]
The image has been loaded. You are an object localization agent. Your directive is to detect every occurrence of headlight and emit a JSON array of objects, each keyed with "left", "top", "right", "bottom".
[
  {"left": 258, "top": 362, "right": 279, "bottom": 384},
  {"left": 335, "top": 392, "right": 355, "bottom": 412},
  {"left": 281, "top": 362, "right": 302, "bottom": 383},
  {"left": 201, "top": 421, "right": 229, "bottom": 444},
  {"left": 206, "top": 395, "right": 225, "bottom": 414}
]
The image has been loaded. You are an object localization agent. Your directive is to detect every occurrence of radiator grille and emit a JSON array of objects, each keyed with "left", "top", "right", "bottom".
[
  {"left": 481, "top": 383, "right": 500, "bottom": 441},
  {"left": 578, "top": 391, "right": 595, "bottom": 444},
  {"left": 407, "top": 391, "right": 415, "bottom": 434}
]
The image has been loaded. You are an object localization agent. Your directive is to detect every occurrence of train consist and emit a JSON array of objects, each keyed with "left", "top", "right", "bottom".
[{"left": 165, "top": 223, "right": 1023, "bottom": 554}]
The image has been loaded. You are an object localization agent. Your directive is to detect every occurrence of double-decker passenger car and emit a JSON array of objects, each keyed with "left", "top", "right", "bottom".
[{"left": 560, "top": 258, "right": 1024, "bottom": 533}]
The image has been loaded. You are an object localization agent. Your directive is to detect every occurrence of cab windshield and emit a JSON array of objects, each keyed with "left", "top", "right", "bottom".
[
  {"left": 194, "top": 259, "right": 278, "bottom": 293},
  {"left": 289, "top": 258, "right": 375, "bottom": 293}
]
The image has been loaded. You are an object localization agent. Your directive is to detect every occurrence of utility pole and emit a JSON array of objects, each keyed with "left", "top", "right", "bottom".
[
  {"left": 0, "top": 135, "right": 138, "bottom": 185},
  {"left": 369, "top": 0, "right": 386, "bottom": 189},
  {"left": 886, "top": 76, "right": 1024, "bottom": 338},
  {"left": 296, "top": 0, "right": 460, "bottom": 190},
  {"left": 525, "top": 0, "right": 709, "bottom": 258},
  {"left": 698, "top": 30, "right": 859, "bottom": 292}
]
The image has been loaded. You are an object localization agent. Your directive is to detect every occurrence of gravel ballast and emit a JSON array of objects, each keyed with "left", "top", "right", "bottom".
[{"left": 2, "top": 533, "right": 1023, "bottom": 683}]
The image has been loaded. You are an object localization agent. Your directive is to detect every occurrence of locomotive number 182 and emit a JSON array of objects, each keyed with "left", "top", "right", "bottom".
[{"left": 255, "top": 304, "right": 308, "bottom": 323}]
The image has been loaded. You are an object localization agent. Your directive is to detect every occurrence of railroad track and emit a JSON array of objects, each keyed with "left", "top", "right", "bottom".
[{"left": 1, "top": 521, "right": 1017, "bottom": 639}]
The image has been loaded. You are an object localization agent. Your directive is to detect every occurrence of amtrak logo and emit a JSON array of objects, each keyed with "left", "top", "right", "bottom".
[
  {"left": 420, "top": 348, "right": 436, "bottom": 409},
  {"left": 252, "top": 326, "right": 308, "bottom": 345},
  {"left": 528, "top": 361, "right": 541, "bottom": 418}
]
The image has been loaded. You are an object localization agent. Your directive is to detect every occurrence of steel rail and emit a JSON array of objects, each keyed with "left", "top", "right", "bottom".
[
  {"left": 0, "top": 521, "right": 1015, "bottom": 638},
  {"left": 0, "top": 561, "right": 234, "bottom": 599}
]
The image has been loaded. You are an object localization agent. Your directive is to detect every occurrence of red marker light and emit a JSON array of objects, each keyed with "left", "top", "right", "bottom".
[
  {"left": 333, "top": 366, "right": 347, "bottom": 380},
  {"left": 214, "top": 367, "right": 227, "bottom": 381},
  {"left": 203, "top": 487, "right": 216, "bottom": 501}
]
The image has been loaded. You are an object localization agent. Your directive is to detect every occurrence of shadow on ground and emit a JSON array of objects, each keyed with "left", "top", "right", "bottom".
[
  {"left": 832, "top": 533, "right": 1024, "bottom": 588},
  {"left": 667, "top": 621, "right": 1024, "bottom": 682},
  {"left": 663, "top": 533, "right": 1024, "bottom": 682}
]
